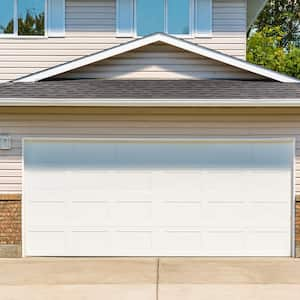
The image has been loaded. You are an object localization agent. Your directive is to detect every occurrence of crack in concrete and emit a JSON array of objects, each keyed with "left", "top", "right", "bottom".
[{"left": 156, "top": 258, "right": 160, "bottom": 300}]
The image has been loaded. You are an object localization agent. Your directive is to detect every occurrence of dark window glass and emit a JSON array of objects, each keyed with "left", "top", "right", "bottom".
[
  {"left": 0, "top": 0, "right": 14, "bottom": 34},
  {"left": 18, "top": 0, "right": 45, "bottom": 36}
]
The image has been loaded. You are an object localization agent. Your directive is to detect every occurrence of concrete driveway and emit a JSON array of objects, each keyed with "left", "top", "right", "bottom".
[{"left": 1, "top": 258, "right": 300, "bottom": 300}]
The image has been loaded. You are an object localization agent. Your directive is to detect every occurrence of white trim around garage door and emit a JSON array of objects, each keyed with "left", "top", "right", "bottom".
[{"left": 21, "top": 136, "right": 296, "bottom": 257}]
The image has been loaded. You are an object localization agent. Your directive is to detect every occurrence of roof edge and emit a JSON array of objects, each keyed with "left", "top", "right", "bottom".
[
  {"left": 14, "top": 33, "right": 300, "bottom": 84},
  {"left": 1, "top": 97, "right": 300, "bottom": 107}
]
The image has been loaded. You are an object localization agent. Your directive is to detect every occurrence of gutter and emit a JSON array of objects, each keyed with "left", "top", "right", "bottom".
[{"left": 1, "top": 98, "right": 300, "bottom": 107}]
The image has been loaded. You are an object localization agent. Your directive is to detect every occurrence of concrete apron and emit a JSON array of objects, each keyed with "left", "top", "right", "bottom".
[{"left": 0, "top": 258, "right": 300, "bottom": 300}]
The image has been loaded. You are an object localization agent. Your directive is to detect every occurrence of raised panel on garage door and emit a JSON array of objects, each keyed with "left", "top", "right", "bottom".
[{"left": 24, "top": 139, "right": 293, "bottom": 256}]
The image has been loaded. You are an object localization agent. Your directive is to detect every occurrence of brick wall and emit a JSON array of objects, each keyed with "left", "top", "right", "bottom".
[
  {"left": 0, "top": 194, "right": 22, "bottom": 257},
  {"left": 296, "top": 202, "right": 300, "bottom": 257}
]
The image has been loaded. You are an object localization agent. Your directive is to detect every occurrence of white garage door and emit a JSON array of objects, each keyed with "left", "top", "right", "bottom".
[{"left": 24, "top": 139, "right": 294, "bottom": 256}]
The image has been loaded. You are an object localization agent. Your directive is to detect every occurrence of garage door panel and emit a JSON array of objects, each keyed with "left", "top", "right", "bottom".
[
  {"left": 70, "top": 202, "right": 110, "bottom": 226},
  {"left": 151, "top": 171, "right": 203, "bottom": 189},
  {"left": 162, "top": 230, "right": 203, "bottom": 254},
  {"left": 65, "top": 171, "right": 151, "bottom": 191},
  {"left": 26, "top": 171, "right": 67, "bottom": 190},
  {"left": 250, "top": 142, "right": 293, "bottom": 166},
  {"left": 68, "top": 190, "right": 108, "bottom": 203},
  {"left": 204, "top": 203, "right": 247, "bottom": 227},
  {"left": 100, "top": 190, "right": 153, "bottom": 202},
  {"left": 26, "top": 231, "right": 65, "bottom": 256},
  {"left": 28, "top": 202, "right": 65, "bottom": 226},
  {"left": 70, "top": 231, "right": 111, "bottom": 256},
  {"left": 161, "top": 202, "right": 203, "bottom": 226},
  {"left": 246, "top": 230, "right": 291, "bottom": 256},
  {"left": 247, "top": 203, "right": 291, "bottom": 228},
  {"left": 202, "top": 172, "right": 247, "bottom": 203},
  {"left": 25, "top": 142, "right": 116, "bottom": 168},
  {"left": 112, "top": 202, "right": 153, "bottom": 226},
  {"left": 246, "top": 171, "right": 292, "bottom": 202},
  {"left": 205, "top": 230, "right": 245, "bottom": 255},
  {"left": 114, "top": 231, "right": 153, "bottom": 252},
  {"left": 25, "top": 190, "right": 66, "bottom": 203},
  {"left": 24, "top": 139, "right": 293, "bottom": 257}
]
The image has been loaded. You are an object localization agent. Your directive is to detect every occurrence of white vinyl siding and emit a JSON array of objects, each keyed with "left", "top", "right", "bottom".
[
  {"left": 55, "top": 43, "right": 260, "bottom": 80},
  {"left": 0, "top": 0, "right": 247, "bottom": 82}
]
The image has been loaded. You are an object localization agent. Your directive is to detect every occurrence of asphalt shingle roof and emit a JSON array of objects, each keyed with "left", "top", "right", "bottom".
[{"left": 0, "top": 80, "right": 299, "bottom": 99}]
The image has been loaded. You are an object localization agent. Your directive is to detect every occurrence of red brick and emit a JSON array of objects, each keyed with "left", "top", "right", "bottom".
[
  {"left": 0, "top": 201, "right": 21, "bottom": 245},
  {"left": 296, "top": 203, "right": 300, "bottom": 247}
]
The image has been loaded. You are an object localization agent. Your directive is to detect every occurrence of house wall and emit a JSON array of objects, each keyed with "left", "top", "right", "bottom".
[
  {"left": 0, "top": 106, "right": 299, "bottom": 257},
  {"left": 0, "top": 0, "right": 247, "bottom": 82},
  {"left": 57, "top": 43, "right": 260, "bottom": 80}
]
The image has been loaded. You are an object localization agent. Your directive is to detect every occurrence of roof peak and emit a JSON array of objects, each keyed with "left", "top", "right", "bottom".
[{"left": 15, "top": 32, "right": 300, "bottom": 84}]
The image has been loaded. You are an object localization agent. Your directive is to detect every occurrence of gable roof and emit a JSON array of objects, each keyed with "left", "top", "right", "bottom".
[
  {"left": 1, "top": 80, "right": 300, "bottom": 107},
  {"left": 15, "top": 33, "right": 300, "bottom": 84}
]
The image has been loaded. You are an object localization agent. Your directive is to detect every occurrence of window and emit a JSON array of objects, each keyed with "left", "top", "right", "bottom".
[
  {"left": 0, "top": 0, "right": 46, "bottom": 36},
  {"left": 0, "top": 0, "right": 14, "bottom": 34},
  {"left": 18, "top": 0, "right": 45, "bottom": 36},
  {"left": 136, "top": 0, "right": 191, "bottom": 36},
  {"left": 167, "top": 0, "right": 190, "bottom": 35},
  {"left": 117, "top": 0, "right": 212, "bottom": 37},
  {"left": 136, "top": 0, "right": 165, "bottom": 36}
]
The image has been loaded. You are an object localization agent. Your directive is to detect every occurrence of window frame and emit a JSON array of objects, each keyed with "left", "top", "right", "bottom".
[
  {"left": 195, "top": 0, "right": 212, "bottom": 37},
  {"left": 0, "top": 0, "right": 48, "bottom": 38},
  {"left": 134, "top": 0, "right": 194, "bottom": 38}
]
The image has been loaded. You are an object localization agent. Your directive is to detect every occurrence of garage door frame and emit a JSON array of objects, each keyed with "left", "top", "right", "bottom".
[{"left": 22, "top": 137, "right": 296, "bottom": 257}]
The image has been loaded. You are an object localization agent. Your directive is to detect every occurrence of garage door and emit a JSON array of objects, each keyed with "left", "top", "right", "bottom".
[{"left": 24, "top": 139, "right": 294, "bottom": 256}]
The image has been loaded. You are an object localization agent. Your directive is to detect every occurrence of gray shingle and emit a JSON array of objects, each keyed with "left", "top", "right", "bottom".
[{"left": 0, "top": 80, "right": 299, "bottom": 99}]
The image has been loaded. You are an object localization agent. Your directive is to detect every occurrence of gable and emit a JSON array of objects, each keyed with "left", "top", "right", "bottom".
[
  {"left": 54, "top": 42, "right": 263, "bottom": 80},
  {"left": 15, "top": 33, "right": 299, "bottom": 83}
]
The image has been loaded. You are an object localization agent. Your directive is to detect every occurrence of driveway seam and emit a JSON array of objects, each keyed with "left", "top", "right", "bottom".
[{"left": 156, "top": 258, "right": 160, "bottom": 300}]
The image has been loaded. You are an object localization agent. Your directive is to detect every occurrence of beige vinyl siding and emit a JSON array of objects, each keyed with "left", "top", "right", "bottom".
[
  {"left": 57, "top": 43, "right": 260, "bottom": 80},
  {"left": 0, "top": 107, "right": 300, "bottom": 193},
  {"left": 0, "top": 0, "right": 246, "bottom": 82}
]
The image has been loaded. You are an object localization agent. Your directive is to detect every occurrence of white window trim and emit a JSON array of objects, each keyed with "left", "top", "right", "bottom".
[
  {"left": 117, "top": 0, "right": 213, "bottom": 38},
  {"left": 194, "top": 0, "right": 213, "bottom": 37},
  {"left": 134, "top": 0, "right": 194, "bottom": 38},
  {"left": 116, "top": 0, "right": 206, "bottom": 38},
  {"left": 0, "top": 0, "right": 48, "bottom": 39},
  {"left": 116, "top": 0, "right": 134, "bottom": 37}
]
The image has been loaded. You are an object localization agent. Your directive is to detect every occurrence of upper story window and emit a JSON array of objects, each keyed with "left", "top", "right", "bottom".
[
  {"left": 117, "top": 0, "right": 212, "bottom": 38},
  {"left": 0, "top": 0, "right": 45, "bottom": 36},
  {"left": 0, "top": 0, "right": 14, "bottom": 34},
  {"left": 136, "top": 0, "right": 191, "bottom": 36}
]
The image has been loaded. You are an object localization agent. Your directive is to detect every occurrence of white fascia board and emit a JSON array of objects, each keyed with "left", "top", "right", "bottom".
[
  {"left": 158, "top": 35, "right": 300, "bottom": 83},
  {"left": 15, "top": 33, "right": 300, "bottom": 83},
  {"left": 1, "top": 98, "right": 300, "bottom": 107},
  {"left": 15, "top": 34, "right": 164, "bottom": 83}
]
